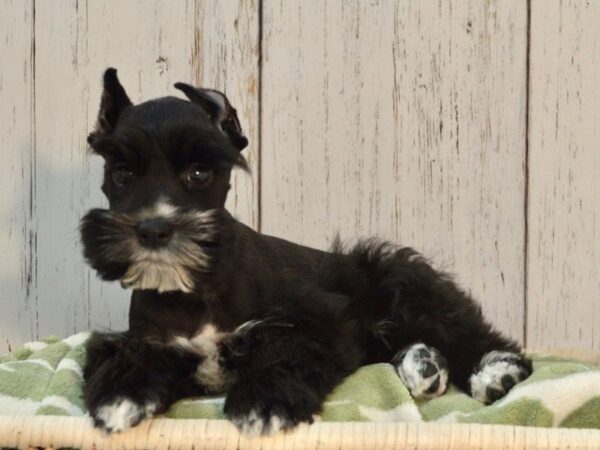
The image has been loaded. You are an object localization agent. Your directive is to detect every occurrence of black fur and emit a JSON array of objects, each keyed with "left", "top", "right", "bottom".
[
  {"left": 84, "top": 332, "right": 206, "bottom": 431},
  {"left": 81, "top": 68, "right": 532, "bottom": 435}
]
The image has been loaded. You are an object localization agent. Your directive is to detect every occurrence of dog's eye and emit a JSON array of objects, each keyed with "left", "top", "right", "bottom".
[
  {"left": 112, "top": 165, "right": 134, "bottom": 186},
  {"left": 185, "top": 164, "right": 213, "bottom": 187}
]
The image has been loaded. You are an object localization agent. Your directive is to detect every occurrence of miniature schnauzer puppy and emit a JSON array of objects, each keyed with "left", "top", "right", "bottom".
[{"left": 81, "top": 68, "right": 532, "bottom": 435}]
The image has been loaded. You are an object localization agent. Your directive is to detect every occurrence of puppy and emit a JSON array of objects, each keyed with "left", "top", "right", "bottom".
[{"left": 81, "top": 68, "right": 532, "bottom": 435}]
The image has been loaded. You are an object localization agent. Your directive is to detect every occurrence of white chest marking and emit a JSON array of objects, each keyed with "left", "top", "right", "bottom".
[{"left": 173, "top": 324, "right": 231, "bottom": 393}]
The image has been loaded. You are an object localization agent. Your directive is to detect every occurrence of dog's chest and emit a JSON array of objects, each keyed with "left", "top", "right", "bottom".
[{"left": 173, "top": 323, "right": 231, "bottom": 393}]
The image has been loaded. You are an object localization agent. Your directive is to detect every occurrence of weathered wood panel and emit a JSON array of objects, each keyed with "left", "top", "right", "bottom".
[
  {"left": 527, "top": 1, "right": 600, "bottom": 348},
  {"left": 261, "top": 0, "right": 528, "bottom": 341},
  {"left": 32, "top": 0, "right": 101, "bottom": 342},
  {"left": 0, "top": 0, "right": 35, "bottom": 353},
  {"left": 193, "top": 0, "right": 260, "bottom": 226},
  {"left": 0, "top": 0, "right": 259, "bottom": 350},
  {"left": 4, "top": 0, "right": 600, "bottom": 350}
]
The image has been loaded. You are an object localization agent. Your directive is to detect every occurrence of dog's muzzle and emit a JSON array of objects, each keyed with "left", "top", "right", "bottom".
[{"left": 80, "top": 208, "right": 220, "bottom": 293}]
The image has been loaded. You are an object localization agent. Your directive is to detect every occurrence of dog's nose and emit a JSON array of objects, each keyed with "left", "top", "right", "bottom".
[{"left": 136, "top": 218, "right": 174, "bottom": 248}]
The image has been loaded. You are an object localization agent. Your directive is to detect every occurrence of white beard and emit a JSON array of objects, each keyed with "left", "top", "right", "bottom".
[
  {"left": 118, "top": 202, "right": 218, "bottom": 293},
  {"left": 121, "top": 260, "right": 195, "bottom": 293}
]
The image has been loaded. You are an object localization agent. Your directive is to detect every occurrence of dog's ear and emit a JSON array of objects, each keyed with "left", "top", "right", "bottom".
[
  {"left": 174, "top": 83, "right": 248, "bottom": 151},
  {"left": 88, "top": 68, "right": 132, "bottom": 144}
]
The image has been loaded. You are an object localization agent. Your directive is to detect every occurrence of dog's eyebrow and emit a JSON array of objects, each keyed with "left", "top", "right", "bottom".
[
  {"left": 89, "top": 138, "right": 127, "bottom": 160},
  {"left": 171, "top": 127, "right": 249, "bottom": 171},
  {"left": 89, "top": 129, "right": 150, "bottom": 170},
  {"left": 184, "top": 143, "right": 248, "bottom": 169}
]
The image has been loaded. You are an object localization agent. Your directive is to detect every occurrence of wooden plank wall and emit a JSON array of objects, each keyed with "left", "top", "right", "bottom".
[
  {"left": 0, "top": 0, "right": 598, "bottom": 352},
  {"left": 261, "top": 0, "right": 528, "bottom": 342},
  {"left": 527, "top": 0, "right": 600, "bottom": 348},
  {"left": 0, "top": 0, "right": 35, "bottom": 353}
]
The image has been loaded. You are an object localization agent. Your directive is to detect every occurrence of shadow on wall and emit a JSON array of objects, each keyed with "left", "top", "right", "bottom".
[{"left": 0, "top": 150, "right": 129, "bottom": 354}]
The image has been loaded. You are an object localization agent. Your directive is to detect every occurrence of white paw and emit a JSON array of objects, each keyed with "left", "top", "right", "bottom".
[
  {"left": 229, "top": 409, "right": 288, "bottom": 437},
  {"left": 94, "top": 397, "right": 157, "bottom": 432},
  {"left": 393, "top": 343, "right": 449, "bottom": 399},
  {"left": 470, "top": 351, "right": 532, "bottom": 404}
]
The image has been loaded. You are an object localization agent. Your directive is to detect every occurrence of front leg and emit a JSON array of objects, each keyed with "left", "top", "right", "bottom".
[
  {"left": 223, "top": 288, "right": 362, "bottom": 436},
  {"left": 84, "top": 332, "right": 204, "bottom": 432},
  {"left": 225, "top": 363, "right": 322, "bottom": 436}
]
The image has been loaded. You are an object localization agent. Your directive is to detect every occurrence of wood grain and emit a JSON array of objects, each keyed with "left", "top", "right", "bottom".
[
  {"left": 0, "top": 0, "right": 35, "bottom": 353},
  {"left": 261, "top": 0, "right": 528, "bottom": 341},
  {"left": 193, "top": 0, "right": 260, "bottom": 226},
  {"left": 3, "top": 0, "right": 600, "bottom": 351},
  {"left": 527, "top": 1, "right": 600, "bottom": 348}
]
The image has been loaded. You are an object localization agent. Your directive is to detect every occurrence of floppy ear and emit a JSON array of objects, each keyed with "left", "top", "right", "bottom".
[
  {"left": 88, "top": 68, "right": 132, "bottom": 144},
  {"left": 174, "top": 83, "right": 248, "bottom": 151}
]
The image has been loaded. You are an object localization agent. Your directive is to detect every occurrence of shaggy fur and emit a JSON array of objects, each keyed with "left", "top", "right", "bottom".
[{"left": 81, "top": 68, "right": 532, "bottom": 435}]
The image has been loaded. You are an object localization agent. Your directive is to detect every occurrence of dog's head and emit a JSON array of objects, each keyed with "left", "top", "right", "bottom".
[{"left": 81, "top": 68, "right": 248, "bottom": 293}]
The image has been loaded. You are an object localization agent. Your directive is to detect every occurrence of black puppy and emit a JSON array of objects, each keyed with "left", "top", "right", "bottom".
[{"left": 81, "top": 68, "right": 532, "bottom": 435}]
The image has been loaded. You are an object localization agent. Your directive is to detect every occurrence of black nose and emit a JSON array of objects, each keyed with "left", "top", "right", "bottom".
[{"left": 136, "top": 218, "right": 174, "bottom": 248}]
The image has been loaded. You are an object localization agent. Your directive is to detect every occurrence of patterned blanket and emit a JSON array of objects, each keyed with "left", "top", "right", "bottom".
[{"left": 1, "top": 333, "right": 599, "bottom": 428}]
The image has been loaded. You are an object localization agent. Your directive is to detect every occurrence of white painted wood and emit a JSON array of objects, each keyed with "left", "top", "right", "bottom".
[
  {"left": 32, "top": 0, "right": 100, "bottom": 341},
  {"left": 527, "top": 1, "right": 600, "bottom": 348},
  {"left": 261, "top": 0, "right": 528, "bottom": 342},
  {"left": 3, "top": 0, "right": 600, "bottom": 350},
  {"left": 0, "top": 0, "right": 34, "bottom": 353},
  {"left": 192, "top": 0, "right": 260, "bottom": 227}
]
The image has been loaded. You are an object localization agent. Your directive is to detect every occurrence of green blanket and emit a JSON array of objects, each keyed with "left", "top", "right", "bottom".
[{"left": 1, "top": 333, "right": 599, "bottom": 428}]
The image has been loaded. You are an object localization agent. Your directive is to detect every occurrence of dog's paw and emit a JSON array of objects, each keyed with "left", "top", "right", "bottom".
[
  {"left": 228, "top": 408, "right": 292, "bottom": 437},
  {"left": 392, "top": 343, "right": 449, "bottom": 399},
  {"left": 224, "top": 382, "right": 316, "bottom": 437},
  {"left": 470, "top": 351, "right": 532, "bottom": 404},
  {"left": 92, "top": 397, "right": 157, "bottom": 433},
  {"left": 226, "top": 401, "right": 311, "bottom": 437}
]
